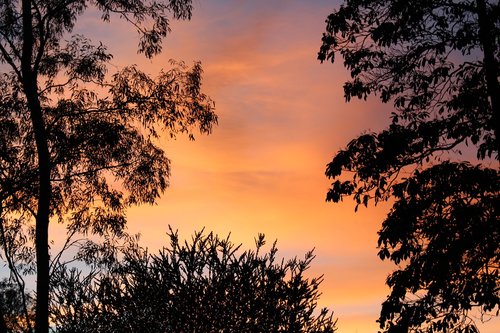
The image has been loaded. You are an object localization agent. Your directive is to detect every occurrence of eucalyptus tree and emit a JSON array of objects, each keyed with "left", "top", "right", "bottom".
[
  {"left": 318, "top": 0, "right": 499, "bottom": 332},
  {"left": 0, "top": 1, "right": 217, "bottom": 332}
]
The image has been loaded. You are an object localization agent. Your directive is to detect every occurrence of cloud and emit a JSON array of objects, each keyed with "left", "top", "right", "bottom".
[{"left": 78, "top": 2, "right": 402, "bottom": 332}]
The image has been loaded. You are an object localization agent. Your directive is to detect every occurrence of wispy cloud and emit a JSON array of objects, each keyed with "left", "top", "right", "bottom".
[{"left": 83, "top": 1, "right": 399, "bottom": 333}]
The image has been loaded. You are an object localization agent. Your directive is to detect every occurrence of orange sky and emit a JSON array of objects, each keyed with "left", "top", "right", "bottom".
[{"left": 69, "top": 1, "right": 498, "bottom": 332}]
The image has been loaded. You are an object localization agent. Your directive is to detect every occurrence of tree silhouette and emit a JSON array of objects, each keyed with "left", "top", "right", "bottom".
[
  {"left": 50, "top": 229, "right": 337, "bottom": 333},
  {"left": 0, "top": 1, "right": 216, "bottom": 332},
  {"left": 318, "top": 0, "right": 499, "bottom": 332}
]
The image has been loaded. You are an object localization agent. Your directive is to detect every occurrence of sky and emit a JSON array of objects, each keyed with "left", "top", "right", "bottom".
[{"left": 65, "top": 1, "right": 498, "bottom": 332}]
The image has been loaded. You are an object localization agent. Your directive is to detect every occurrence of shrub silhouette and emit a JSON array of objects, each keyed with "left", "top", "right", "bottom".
[{"left": 50, "top": 229, "right": 337, "bottom": 333}]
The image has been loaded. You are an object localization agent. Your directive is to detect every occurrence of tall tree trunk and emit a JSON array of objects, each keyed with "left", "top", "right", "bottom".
[
  {"left": 477, "top": 0, "right": 500, "bottom": 156},
  {"left": 21, "top": 1, "right": 51, "bottom": 333},
  {"left": 28, "top": 81, "right": 51, "bottom": 333}
]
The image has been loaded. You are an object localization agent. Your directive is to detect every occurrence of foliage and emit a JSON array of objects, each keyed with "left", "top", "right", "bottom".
[
  {"left": 0, "top": 1, "right": 216, "bottom": 332},
  {"left": 48, "top": 229, "right": 337, "bottom": 333},
  {"left": 319, "top": 0, "right": 499, "bottom": 332},
  {"left": 378, "top": 162, "right": 499, "bottom": 332},
  {"left": 0, "top": 279, "right": 34, "bottom": 332}
]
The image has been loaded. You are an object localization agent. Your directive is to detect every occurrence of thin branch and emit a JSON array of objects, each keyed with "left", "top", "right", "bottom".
[
  {"left": 50, "top": 162, "right": 132, "bottom": 182},
  {"left": 49, "top": 228, "right": 84, "bottom": 277},
  {"left": 46, "top": 105, "right": 123, "bottom": 132},
  {"left": 0, "top": 204, "right": 32, "bottom": 332},
  {"left": 0, "top": 41, "right": 22, "bottom": 79},
  {"left": 32, "top": 0, "right": 46, "bottom": 76}
]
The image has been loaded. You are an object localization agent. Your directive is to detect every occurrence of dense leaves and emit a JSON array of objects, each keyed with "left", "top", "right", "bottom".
[
  {"left": 1, "top": 58, "right": 215, "bottom": 235},
  {"left": 378, "top": 163, "right": 499, "bottom": 332},
  {"left": 49, "top": 230, "right": 337, "bottom": 333},
  {"left": 0, "top": 1, "right": 216, "bottom": 332},
  {"left": 0, "top": 279, "right": 34, "bottom": 332},
  {"left": 319, "top": 0, "right": 499, "bottom": 331}
]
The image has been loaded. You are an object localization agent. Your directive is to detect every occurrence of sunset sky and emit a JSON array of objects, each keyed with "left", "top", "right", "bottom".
[{"left": 62, "top": 1, "right": 498, "bottom": 332}]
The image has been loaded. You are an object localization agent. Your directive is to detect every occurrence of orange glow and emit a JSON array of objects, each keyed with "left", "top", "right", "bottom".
[{"left": 67, "top": 1, "right": 499, "bottom": 332}]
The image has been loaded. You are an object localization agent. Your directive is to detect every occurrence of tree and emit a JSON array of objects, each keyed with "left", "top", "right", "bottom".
[
  {"left": 318, "top": 0, "right": 499, "bottom": 332},
  {"left": 49, "top": 229, "right": 337, "bottom": 333},
  {"left": 0, "top": 1, "right": 217, "bottom": 332}
]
